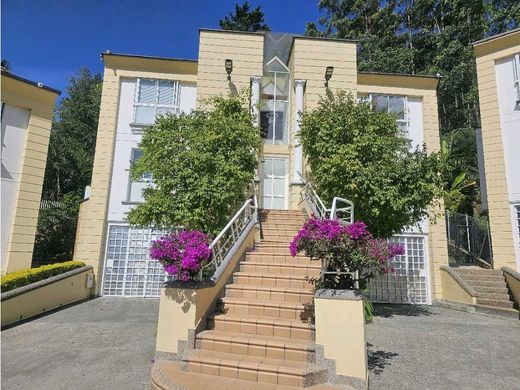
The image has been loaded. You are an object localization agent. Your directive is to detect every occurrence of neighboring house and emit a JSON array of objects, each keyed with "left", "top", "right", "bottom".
[
  {"left": 474, "top": 28, "right": 520, "bottom": 272},
  {"left": 1, "top": 69, "right": 60, "bottom": 274},
  {"left": 74, "top": 29, "right": 448, "bottom": 302}
]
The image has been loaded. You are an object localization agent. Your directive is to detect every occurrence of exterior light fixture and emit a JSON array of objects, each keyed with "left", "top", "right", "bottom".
[
  {"left": 324, "top": 66, "right": 334, "bottom": 87},
  {"left": 225, "top": 59, "right": 233, "bottom": 81}
]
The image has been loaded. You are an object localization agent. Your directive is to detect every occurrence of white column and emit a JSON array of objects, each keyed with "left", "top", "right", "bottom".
[
  {"left": 293, "top": 79, "right": 306, "bottom": 183},
  {"left": 250, "top": 76, "right": 262, "bottom": 127}
]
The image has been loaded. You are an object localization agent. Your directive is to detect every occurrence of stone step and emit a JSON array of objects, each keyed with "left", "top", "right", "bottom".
[
  {"left": 458, "top": 274, "right": 505, "bottom": 283},
  {"left": 476, "top": 298, "right": 514, "bottom": 308},
  {"left": 226, "top": 284, "right": 314, "bottom": 304},
  {"left": 473, "top": 305, "right": 519, "bottom": 320},
  {"left": 472, "top": 285, "right": 509, "bottom": 294},
  {"left": 221, "top": 297, "right": 314, "bottom": 321},
  {"left": 240, "top": 262, "right": 321, "bottom": 277},
  {"left": 233, "top": 272, "right": 314, "bottom": 289},
  {"left": 246, "top": 252, "right": 312, "bottom": 265},
  {"left": 184, "top": 350, "right": 327, "bottom": 387},
  {"left": 260, "top": 209, "right": 307, "bottom": 216},
  {"left": 476, "top": 292, "right": 512, "bottom": 301},
  {"left": 208, "top": 314, "right": 315, "bottom": 341},
  {"left": 262, "top": 234, "right": 296, "bottom": 243},
  {"left": 151, "top": 360, "right": 343, "bottom": 390},
  {"left": 260, "top": 215, "right": 306, "bottom": 222},
  {"left": 195, "top": 330, "right": 315, "bottom": 362},
  {"left": 261, "top": 222, "right": 304, "bottom": 230},
  {"left": 452, "top": 267, "right": 503, "bottom": 276},
  {"left": 464, "top": 280, "right": 508, "bottom": 288},
  {"left": 262, "top": 227, "right": 300, "bottom": 235}
]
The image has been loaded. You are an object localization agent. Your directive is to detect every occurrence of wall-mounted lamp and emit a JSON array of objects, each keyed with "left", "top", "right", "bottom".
[
  {"left": 324, "top": 66, "right": 334, "bottom": 87},
  {"left": 225, "top": 59, "right": 233, "bottom": 81}
]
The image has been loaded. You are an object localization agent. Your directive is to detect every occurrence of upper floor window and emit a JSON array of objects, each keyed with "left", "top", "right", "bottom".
[
  {"left": 133, "top": 79, "right": 180, "bottom": 125},
  {"left": 128, "top": 148, "right": 152, "bottom": 202},
  {"left": 260, "top": 57, "right": 290, "bottom": 145},
  {"left": 359, "top": 94, "right": 409, "bottom": 138},
  {"left": 513, "top": 53, "right": 520, "bottom": 104}
]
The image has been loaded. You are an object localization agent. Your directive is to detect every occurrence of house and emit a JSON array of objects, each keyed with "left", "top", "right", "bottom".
[
  {"left": 1, "top": 69, "right": 60, "bottom": 274},
  {"left": 474, "top": 28, "right": 520, "bottom": 272},
  {"left": 73, "top": 29, "right": 448, "bottom": 303}
]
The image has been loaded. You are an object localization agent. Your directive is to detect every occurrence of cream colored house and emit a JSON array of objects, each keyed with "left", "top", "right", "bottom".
[
  {"left": 474, "top": 28, "right": 520, "bottom": 272},
  {"left": 1, "top": 69, "right": 60, "bottom": 274},
  {"left": 74, "top": 29, "right": 448, "bottom": 302}
]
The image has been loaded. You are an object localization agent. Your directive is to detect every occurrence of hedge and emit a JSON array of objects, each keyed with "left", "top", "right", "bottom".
[{"left": 1, "top": 261, "right": 86, "bottom": 293}]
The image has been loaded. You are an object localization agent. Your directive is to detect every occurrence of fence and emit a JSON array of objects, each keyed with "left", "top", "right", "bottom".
[{"left": 445, "top": 211, "right": 493, "bottom": 268}]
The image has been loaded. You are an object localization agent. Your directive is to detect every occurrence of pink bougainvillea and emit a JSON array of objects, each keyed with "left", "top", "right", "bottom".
[{"left": 150, "top": 230, "right": 212, "bottom": 282}]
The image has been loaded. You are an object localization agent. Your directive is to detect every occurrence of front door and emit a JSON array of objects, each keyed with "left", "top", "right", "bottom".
[{"left": 261, "top": 157, "right": 288, "bottom": 210}]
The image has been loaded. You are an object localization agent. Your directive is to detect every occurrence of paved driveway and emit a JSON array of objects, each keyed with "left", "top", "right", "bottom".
[
  {"left": 367, "top": 304, "right": 520, "bottom": 390},
  {"left": 1, "top": 297, "right": 159, "bottom": 390}
]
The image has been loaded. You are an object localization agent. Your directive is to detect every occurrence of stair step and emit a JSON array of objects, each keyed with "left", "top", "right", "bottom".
[
  {"left": 195, "top": 330, "right": 315, "bottom": 362},
  {"left": 453, "top": 268, "right": 503, "bottom": 276},
  {"left": 233, "top": 272, "right": 314, "bottom": 289},
  {"left": 261, "top": 222, "right": 304, "bottom": 230},
  {"left": 459, "top": 275, "right": 505, "bottom": 283},
  {"left": 226, "top": 284, "right": 314, "bottom": 304},
  {"left": 240, "top": 262, "right": 321, "bottom": 277},
  {"left": 184, "top": 350, "right": 326, "bottom": 387},
  {"left": 221, "top": 297, "right": 314, "bottom": 321},
  {"left": 246, "top": 252, "right": 312, "bottom": 265},
  {"left": 262, "top": 228, "right": 299, "bottom": 236},
  {"left": 476, "top": 298, "right": 514, "bottom": 308},
  {"left": 464, "top": 280, "right": 507, "bottom": 288},
  {"left": 473, "top": 305, "right": 519, "bottom": 320},
  {"left": 209, "top": 314, "right": 315, "bottom": 340},
  {"left": 473, "top": 286, "right": 509, "bottom": 294},
  {"left": 476, "top": 292, "right": 512, "bottom": 301}
]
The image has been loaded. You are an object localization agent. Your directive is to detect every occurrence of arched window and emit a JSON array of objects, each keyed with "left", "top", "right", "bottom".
[{"left": 260, "top": 57, "right": 290, "bottom": 144}]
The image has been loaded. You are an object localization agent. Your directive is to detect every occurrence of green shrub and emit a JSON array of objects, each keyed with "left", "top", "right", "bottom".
[{"left": 0, "top": 261, "right": 85, "bottom": 293}]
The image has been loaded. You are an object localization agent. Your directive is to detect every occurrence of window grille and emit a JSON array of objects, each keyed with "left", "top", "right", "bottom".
[{"left": 133, "top": 79, "right": 180, "bottom": 125}]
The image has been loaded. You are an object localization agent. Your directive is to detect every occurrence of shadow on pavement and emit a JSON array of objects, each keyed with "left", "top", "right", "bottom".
[
  {"left": 372, "top": 303, "right": 433, "bottom": 318},
  {"left": 367, "top": 343, "right": 399, "bottom": 375}
]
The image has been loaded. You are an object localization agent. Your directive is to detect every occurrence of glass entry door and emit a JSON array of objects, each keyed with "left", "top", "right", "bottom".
[{"left": 261, "top": 157, "right": 288, "bottom": 209}]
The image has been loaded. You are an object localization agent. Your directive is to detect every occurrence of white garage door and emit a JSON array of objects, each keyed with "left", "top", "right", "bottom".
[
  {"left": 102, "top": 224, "right": 172, "bottom": 297},
  {"left": 369, "top": 235, "right": 430, "bottom": 304}
]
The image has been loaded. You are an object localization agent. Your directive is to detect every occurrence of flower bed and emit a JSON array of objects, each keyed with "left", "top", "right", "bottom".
[
  {"left": 0, "top": 261, "right": 86, "bottom": 293},
  {"left": 150, "top": 230, "right": 212, "bottom": 282},
  {"left": 290, "top": 217, "right": 404, "bottom": 289}
]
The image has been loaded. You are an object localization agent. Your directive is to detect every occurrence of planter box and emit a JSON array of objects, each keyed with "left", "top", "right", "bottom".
[{"left": 1, "top": 266, "right": 94, "bottom": 327}]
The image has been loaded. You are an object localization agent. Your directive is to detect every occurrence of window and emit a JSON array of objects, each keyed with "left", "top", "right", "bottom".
[
  {"left": 133, "top": 79, "right": 180, "bottom": 125},
  {"left": 260, "top": 57, "right": 290, "bottom": 145},
  {"left": 128, "top": 149, "right": 152, "bottom": 202},
  {"left": 513, "top": 54, "right": 520, "bottom": 104},
  {"left": 359, "top": 94, "right": 409, "bottom": 138}
]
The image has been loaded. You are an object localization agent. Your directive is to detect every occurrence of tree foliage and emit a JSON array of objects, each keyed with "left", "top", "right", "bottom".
[
  {"left": 43, "top": 68, "right": 102, "bottom": 200},
  {"left": 127, "top": 94, "right": 261, "bottom": 235},
  {"left": 299, "top": 92, "right": 444, "bottom": 238},
  {"left": 305, "top": 0, "right": 519, "bottom": 215},
  {"left": 219, "top": 1, "right": 270, "bottom": 32}
]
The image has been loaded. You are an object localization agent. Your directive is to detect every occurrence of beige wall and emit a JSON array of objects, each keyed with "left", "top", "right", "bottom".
[
  {"left": 1, "top": 267, "right": 93, "bottom": 326},
  {"left": 474, "top": 30, "right": 520, "bottom": 270},
  {"left": 1, "top": 74, "right": 59, "bottom": 274},
  {"left": 357, "top": 73, "right": 448, "bottom": 300},
  {"left": 440, "top": 268, "right": 477, "bottom": 305},
  {"left": 73, "top": 55, "right": 197, "bottom": 293},
  {"left": 197, "top": 29, "right": 264, "bottom": 105}
]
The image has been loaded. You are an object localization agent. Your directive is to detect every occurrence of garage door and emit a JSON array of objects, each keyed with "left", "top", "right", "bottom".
[
  {"left": 369, "top": 235, "right": 430, "bottom": 304},
  {"left": 102, "top": 224, "right": 173, "bottom": 297}
]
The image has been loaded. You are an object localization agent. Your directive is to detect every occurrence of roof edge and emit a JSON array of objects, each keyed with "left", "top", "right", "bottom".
[
  {"left": 199, "top": 28, "right": 266, "bottom": 36},
  {"left": 473, "top": 27, "right": 520, "bottom": 46},
  {"left": 101, "top": 51, "right": 198, "bottom": 63},
  {"left": 1, "top": 70, "right": 61, "bottom": 95},
  {"left": 358, "top": 71, "right": 440, "bottom": 80}
]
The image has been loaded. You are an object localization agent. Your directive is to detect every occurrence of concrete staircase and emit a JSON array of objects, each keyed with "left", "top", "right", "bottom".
[
  {"left": 451, "top": 267, "right": 519, "bottom": 319},
  {"left": 151, "top": 210, "right": 348, "bottom": 390}
]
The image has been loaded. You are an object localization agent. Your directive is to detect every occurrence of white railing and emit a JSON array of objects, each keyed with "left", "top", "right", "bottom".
[
  {"left": 299, "top": 173, "right": 354, "bottom": 225},
  {"left": 201, "top": 183, "right": 258, "bottom": 281}
]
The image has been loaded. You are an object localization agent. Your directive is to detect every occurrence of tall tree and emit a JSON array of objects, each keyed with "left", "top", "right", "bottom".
[
  {"left": 306, "top": 0, "right": 519, "bottom": 215},
  {"left": 219, "top": 1, "right": 270, "bottom": 32},
  {"left": 42, "top": 68, "right": 102, "bottom": 200}
]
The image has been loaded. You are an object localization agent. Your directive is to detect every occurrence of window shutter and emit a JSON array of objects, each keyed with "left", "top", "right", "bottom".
[
  {"left": 158, "top": 81, "right": 175, "bottom": 106},
  {"left": 138, "top": 79, "right": 156, "bottom": 104}
]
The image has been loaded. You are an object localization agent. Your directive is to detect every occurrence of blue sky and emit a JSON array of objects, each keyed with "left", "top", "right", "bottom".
[{"left": 2, "top": 1, "right": 322, "bottom": 95}]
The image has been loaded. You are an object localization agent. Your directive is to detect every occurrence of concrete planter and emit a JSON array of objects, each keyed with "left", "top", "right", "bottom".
[{"left": 1, "top": 266, "right": 94, "bottom": 327}]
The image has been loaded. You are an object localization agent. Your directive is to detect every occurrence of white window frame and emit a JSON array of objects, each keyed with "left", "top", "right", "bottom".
[
  {"left": 132, "top": 78, "right": 181, "bottom": 126},
  {"left": 127, "top": 148, "right": 152, "bottom": 202},
  {"left": 513, "top": 53, "right": 520, "bottom": 104},
  {"left": 359, "top": 93, "right": 410, "bottom": 140}
]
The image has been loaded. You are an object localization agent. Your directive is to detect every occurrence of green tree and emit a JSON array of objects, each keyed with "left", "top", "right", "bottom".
[
  {"left": 299, "top": 92, "right": 444, "bottom": 238},
  {"left": 127, "top": 94, "right": 261, "bottom": 235},
  {"left": 43, "top": 68, "right": 102, "bottom": 200},
  {"left": 219, "top": 1, "right": 270, "bottom": 32}
]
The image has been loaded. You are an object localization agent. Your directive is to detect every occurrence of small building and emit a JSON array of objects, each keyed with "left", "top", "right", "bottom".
[
  {"left": 74, "top": 29, "right": 448, "bottom": 302},
  {"left": 474, "top": 28, "right": 520, "bottom": 272},
  {"left": 1, "top": 69, "right": 60, "bottom": 274}
]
